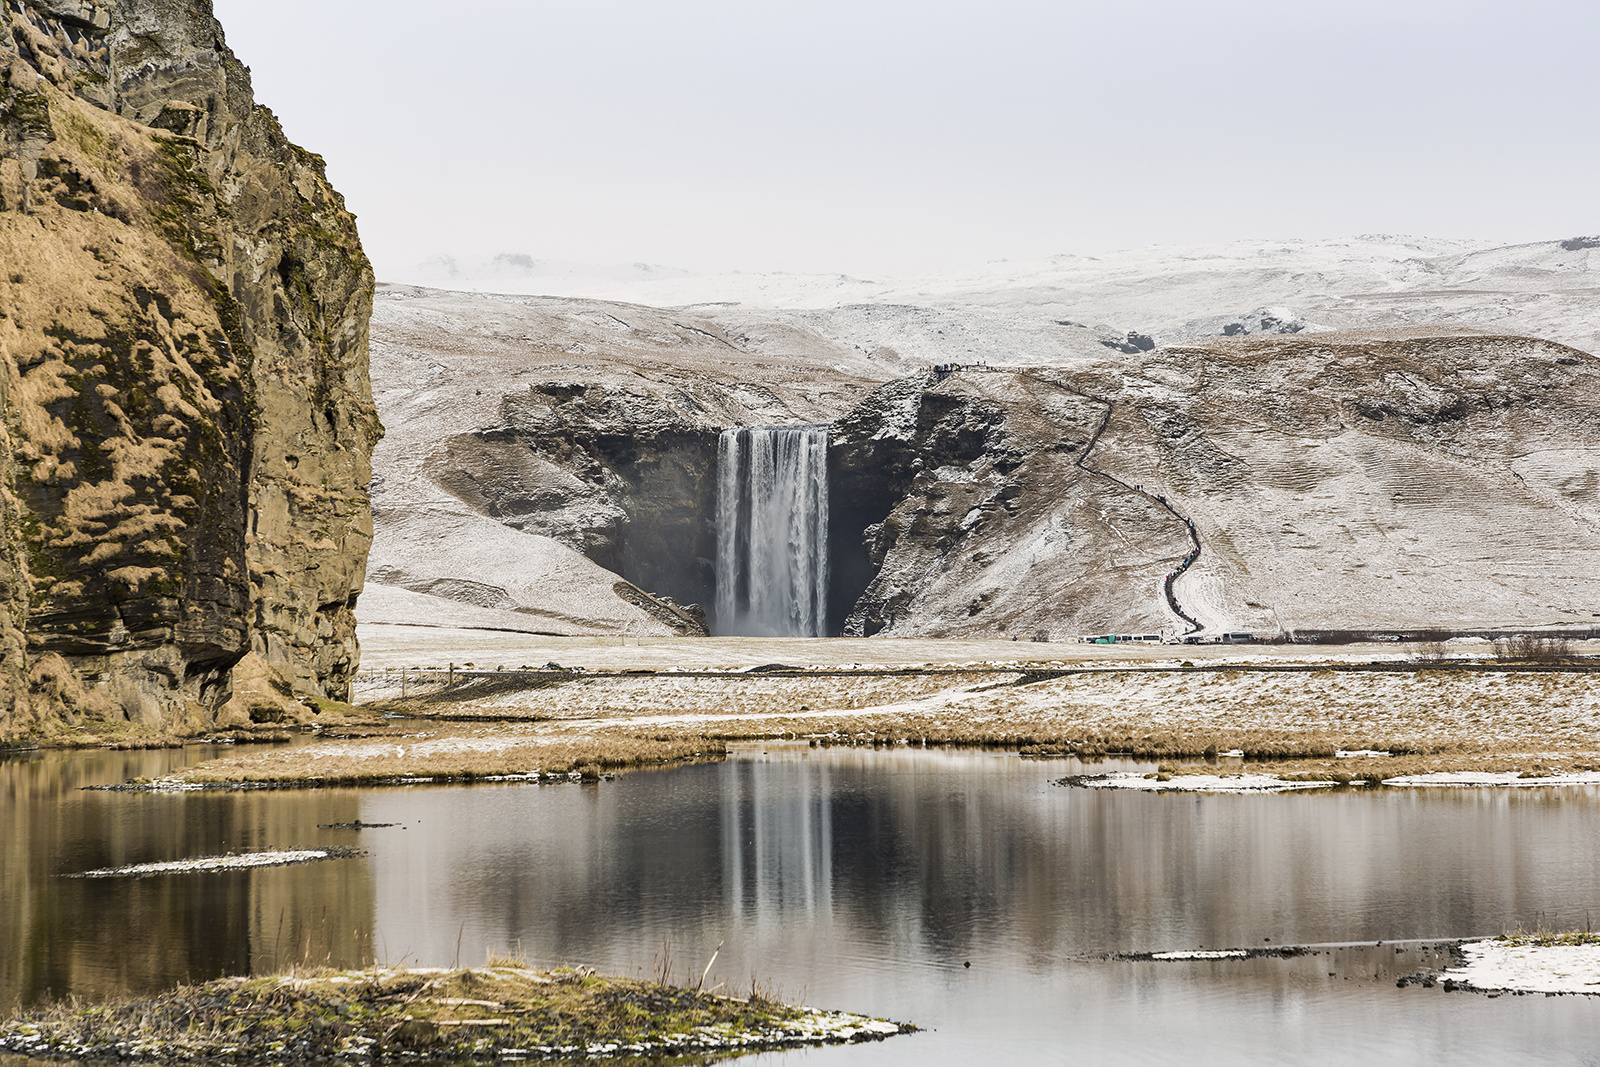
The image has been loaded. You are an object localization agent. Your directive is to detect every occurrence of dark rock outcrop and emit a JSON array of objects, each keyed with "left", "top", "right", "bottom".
[
  {"left": 829, "top": 368, "right": 1190, "bottom": 639},
  {"left": 1, "top": 0, "right": 378, "bottom": 740},
  {"left": 491, "top": 381, "right": 725, "bottom": 610}
]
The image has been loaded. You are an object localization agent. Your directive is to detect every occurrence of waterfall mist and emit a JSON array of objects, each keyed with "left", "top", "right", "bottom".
[{"left": 714, "top": 426, "right": 830, "bottom": 637}]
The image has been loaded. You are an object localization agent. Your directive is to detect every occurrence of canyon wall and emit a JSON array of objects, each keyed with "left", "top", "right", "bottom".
[
  {"left": 0, "top": 0, "right": 378, "bottom": 741},
  {"left": 361, "top": 288, "right": 889, "bottom": 639},
  {"left": 367, "top": 285, "right": 1600, "bottom": 644}
]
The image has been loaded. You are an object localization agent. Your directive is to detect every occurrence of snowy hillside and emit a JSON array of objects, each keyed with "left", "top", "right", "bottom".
[
  {"left": 360, "top": 237, "right": 1600, "bottom": 642},
  {"left": 385, "top": 235, "right": 1600, "bottom": 361}
]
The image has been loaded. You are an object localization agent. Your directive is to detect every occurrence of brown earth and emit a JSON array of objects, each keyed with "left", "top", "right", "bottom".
[{"left": 1, "top": 0, "right": 378, "bottom": 743}]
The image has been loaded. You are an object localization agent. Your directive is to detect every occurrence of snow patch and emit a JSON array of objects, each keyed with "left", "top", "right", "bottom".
[
  {"left": 1060, "top": 772, "right": 1338, "bottom": 794},
  {"left": 69, "top": 849, "right": 360, "bottom": 878},
  {"left": 1382, "top": 771, "right": 1600, "bottom": 788},
  {"left": 1444, "top": 940, "right": 1600, "bottom": 995}
]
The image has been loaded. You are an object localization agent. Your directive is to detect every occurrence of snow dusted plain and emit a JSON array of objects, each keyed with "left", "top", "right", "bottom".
[{"left": 395, "top": 236, "right": 1600, "bottom": 361}]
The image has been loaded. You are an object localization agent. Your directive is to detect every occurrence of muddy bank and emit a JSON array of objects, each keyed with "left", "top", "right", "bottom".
[
  {"left": 5, "top": 708, "right": 387, "bottom": 754},
  {"left": 0, "top": 965, "right": 912, "bottom": 1063},
  {"left": 116, "top": 726, "right": 726, "bottom": 790}
]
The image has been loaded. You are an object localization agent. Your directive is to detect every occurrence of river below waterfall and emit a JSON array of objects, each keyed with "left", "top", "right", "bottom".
[{"left": 5, "top": 742, "right": 1599, "bottom": 1064}]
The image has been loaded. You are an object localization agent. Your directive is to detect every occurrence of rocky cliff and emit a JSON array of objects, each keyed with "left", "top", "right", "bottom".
[
  {"left": 0, "top": 0, "right": 378, "bottom": 741},
  {"left": 366, "top": 285, "right": 1600, "bottom": 644},
  {"left": 363, "top": 288, "right": 886, "bottom": 639},
  {"left": 833, "top": 330, "right": 1600, "bottom": 638}
]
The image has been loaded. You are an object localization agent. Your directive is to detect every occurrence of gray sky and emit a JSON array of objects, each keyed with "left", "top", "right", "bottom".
[{"left": 211, "top": 0, "right": 1600, "bottom": 279}]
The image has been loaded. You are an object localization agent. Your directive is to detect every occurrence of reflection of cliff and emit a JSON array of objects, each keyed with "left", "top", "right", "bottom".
[
  {"left": 13, "top": 749, "right": 1596, "bottom": 1009},
  {"left": 1, "top": 1, "right": 378, "bottom": 741},
  {"left": 359, "top": 749, "right": 1600, "bottom": 982},
  {"left": 0, "top": 748, "right": 373, "bottom": 1007}
]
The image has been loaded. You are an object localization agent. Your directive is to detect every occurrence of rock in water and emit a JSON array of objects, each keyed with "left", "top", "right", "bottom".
[{"left": 0, "top": 0, "right": 380, "bottom": 740}]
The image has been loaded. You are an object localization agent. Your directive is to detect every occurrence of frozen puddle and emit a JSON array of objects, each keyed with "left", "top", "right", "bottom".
[
  {"left": 1059, "top": 770, "right": 1600, "bottom": 794},
  {"left": 1444, "top": 939, "right": 1600, "bottom": 995},
  {"left": 68, "top": 848, "right": 363, "bottom": 879}
]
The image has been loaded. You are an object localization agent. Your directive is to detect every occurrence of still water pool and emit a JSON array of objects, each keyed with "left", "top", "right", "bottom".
[{"left": 4, "top": 742, "right": 1599, "bottom": 1064}]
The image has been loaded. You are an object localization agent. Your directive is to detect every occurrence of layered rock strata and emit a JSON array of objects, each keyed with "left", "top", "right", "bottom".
[
  {"left": 1, "top": 0, "right": 378, "bottom": 741},
  {"left": 369, "top": 285, "right": 1600, "bottom": 643},
  {"left": 364, "top": 288, "right": 889, "bottom": 638}
]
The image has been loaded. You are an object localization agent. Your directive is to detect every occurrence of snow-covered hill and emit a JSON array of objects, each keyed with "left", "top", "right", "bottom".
[
  {"left": 386, "top": 235, "right": 1600, "bottom": 360},
  {"left": 360, "top": 237, "right": 1600, "bottom": 642}
]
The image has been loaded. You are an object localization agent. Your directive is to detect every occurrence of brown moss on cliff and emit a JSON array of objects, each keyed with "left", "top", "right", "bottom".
[{"left": 0, "top": 0, "right": 378, "bottom": 741}]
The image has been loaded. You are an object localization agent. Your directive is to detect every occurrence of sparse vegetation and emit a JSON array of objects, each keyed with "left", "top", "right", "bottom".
[
  {"left": 1493, "top": 635, "right": 1574, "bottom": 664},
  {"left": 131, "top": 654, "right": 1600, "bottom": 788},
  {"left": 139, "top": 727, "right": 727, "bottom": 789},
  {"left": 0, "top": 965, "right": 911, "bottom": 1063},
  {"left": 1498, "top": 930, "right": 1600, "bottom": 948},
  {"left": 1409, "top": 640, "right": 1449, "bottom": 664}
]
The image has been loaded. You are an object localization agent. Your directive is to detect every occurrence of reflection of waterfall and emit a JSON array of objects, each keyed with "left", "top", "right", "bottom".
[
  {"left": 721, "top": 756, "right": 832, "bottom": 925},
  {"left": 714, "top": 425, "right": 830, "bottom": 637}
]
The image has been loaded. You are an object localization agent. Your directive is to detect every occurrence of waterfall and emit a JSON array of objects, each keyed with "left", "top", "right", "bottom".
[{"left": 715, "top": 425, "right": 830, "bottom": 637}]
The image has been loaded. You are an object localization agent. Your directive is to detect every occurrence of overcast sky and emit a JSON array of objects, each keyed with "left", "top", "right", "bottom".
[{"left": 211, "top": 0, "right": 1599, "bottom": 279}]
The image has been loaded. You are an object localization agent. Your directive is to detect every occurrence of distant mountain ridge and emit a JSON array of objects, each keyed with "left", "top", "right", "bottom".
[{"left": 386, "top": 234, "right": 1600, "bottom": 363}]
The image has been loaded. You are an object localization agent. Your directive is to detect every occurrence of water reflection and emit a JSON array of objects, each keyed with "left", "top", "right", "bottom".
[
  {"left": 6, "top": 743, "right": 1600, "bottom": 1064},
  {"left": 0, "top": 745, "right": 373, "bottom": 1008},
  {"left": 356, "top": 745, "right": 1600, "bottom": 1064}
]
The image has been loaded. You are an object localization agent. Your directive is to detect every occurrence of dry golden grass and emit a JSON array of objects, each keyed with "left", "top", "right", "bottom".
[
  {"left": 385, "top": 671, "right": 1009, "bottom": 721},
  {"left": 165, "top": 723, "right": 725, "bottom": 786},
  {"left": 160, "top": 662, "right": 1600, "bottom": 786},
  {"left": 0, "top": 965, "right": 906, "bottom": 1061}
]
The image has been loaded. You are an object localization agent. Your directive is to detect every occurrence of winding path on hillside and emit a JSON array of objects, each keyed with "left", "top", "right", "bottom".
[{"left": 1040, "top": 380, "right": 1205, "bottom": 635}]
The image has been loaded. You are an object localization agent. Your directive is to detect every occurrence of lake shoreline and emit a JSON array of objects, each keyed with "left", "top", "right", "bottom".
[{"left": 99, "top": 641, "right": 1600, "bottom": 790}]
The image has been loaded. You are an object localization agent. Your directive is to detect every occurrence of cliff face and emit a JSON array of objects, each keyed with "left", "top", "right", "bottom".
[
  {"left": 367, "top": 284, "right": 1600, "bottom": 644},
  {"left": 358, "top": 287, "right": 889, "bottom": 639},
  {"left": 833, "top": 331, "right": 1600, "bottom": 639},
  {"left": 0, "top": 0, "right": 378, "bottom": 741}
]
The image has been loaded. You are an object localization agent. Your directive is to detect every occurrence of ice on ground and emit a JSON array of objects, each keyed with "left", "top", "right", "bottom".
[
  {"left": 70, "top": 850, "right": 345, "bottom": 878},
  {"left": 1444, "top": 940, "right": 1600, "bottom": 995},
  {"left": 1150, "top": 950, "right": 1251, "bottom": 960},
  {"left": 1381, "top": 771, "right": 1600, "bottom": 788}
]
